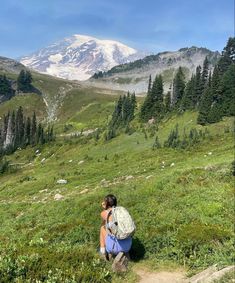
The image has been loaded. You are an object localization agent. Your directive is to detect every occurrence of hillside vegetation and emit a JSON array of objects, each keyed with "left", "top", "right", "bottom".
[
  {"left": 0, "top": 39, "right": 234, "bottom": 282},
  {"left": 0, "top": 108, "right": 233, "bottom": 282}
]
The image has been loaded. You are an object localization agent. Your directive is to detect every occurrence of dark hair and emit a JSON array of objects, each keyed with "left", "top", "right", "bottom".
[{"left": 104, "top": 194, "right": 117, "bottom": 209}]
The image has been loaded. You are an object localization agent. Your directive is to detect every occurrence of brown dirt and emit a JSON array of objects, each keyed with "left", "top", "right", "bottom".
[
  {"left": 135, "top": 265, "right": 235, "bottom": 283},
  {"left": 135, "top": 268, "right": 187, "bottom": 283}
]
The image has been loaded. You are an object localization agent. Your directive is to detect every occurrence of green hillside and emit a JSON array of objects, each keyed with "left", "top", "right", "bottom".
[
  {"left": 0, "top": 107, "right": 233, "bottom": 282},
  {"left": 0, "top": 69, "right": 126, "bottom": 130}
]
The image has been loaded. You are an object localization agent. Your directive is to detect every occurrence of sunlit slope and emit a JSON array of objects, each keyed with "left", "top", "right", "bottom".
[
  {"left": 0, "top": 111, "right": 233, "bottom": 281},
  {"left": 0, "top": 69, "right": 126, "bottom": 130}
]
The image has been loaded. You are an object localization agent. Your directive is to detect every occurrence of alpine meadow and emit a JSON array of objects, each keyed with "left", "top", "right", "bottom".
[{"left": 0, "top": 1, "right": 234, "bottom": 282}]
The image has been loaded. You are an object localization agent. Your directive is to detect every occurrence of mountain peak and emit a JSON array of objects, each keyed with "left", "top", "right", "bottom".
[{"left": 20, "top": 34, "right": 145, "bottom": 81}]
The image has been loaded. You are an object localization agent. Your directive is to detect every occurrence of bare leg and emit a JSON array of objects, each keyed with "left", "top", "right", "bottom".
[{"left": 100, "top": 225, "right": 107, "bottom": 253}]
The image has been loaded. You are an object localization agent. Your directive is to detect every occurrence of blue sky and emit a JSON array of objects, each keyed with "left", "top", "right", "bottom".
[{"left": 0, "top": 0, "right": 234, "bottom": 58}]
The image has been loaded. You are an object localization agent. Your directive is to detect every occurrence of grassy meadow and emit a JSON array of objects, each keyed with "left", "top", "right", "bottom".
[{"left": 0, "top": 89, "right": 234, "bottom": 283}]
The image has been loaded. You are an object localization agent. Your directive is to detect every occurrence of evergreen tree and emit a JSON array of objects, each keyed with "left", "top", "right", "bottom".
[
  {"left": 17, "top": 70, "right": 33, "bottom": 92},
  {"left": 31, "top": 112, "right": 37, "bottom": 145},
  {"left": 172, "top": 67, "right": 185, "bottom": 107},
  {"left": 147, "top": 75, "right": 152, "bottom": 94},
  {"left": 193, "top": 66, "right": 202, "bottom": 107},
  {"left": 37, "top": 123, "right": 45, "bottom": 144},
  {"left": 201, "top": 56, "right": 209, "bottom": 93},
  {"left": 24, "top": 117, "right": 31, "bottom": 146},
  {"left": 107, "top": 92, "right": 137, "bottom": 139},
  {"left": 206, "top": 102, "right": 223, "bottom": 124},
  {"left": 0, "top": 107, "right": 55, "bottom": 155},
  {"left": 130, "top": 92, "right": 136, "bottom": 121},
  {"left": 197, "top": 86, "right": 213, "bottom": 125},
  {"left": 15, "top": 106, "right": 24, "bottom": 147},
  {"left": 220, "top": 64, "right": 235, "bottom": 116},
  {"left": 122, "top": 93, "right": 133, "bottom": 124},
  {"left": 165, "top": 91, "right": 171, "bottom": 112},
  {"left": 0, "top": 75, "right": 13, "bottom": 96},
  {"left": 25, "top": 71, "right": 32, "bottom": 87},
  {"left": 181, "top": 75, "right": 195, "bottom": 110},
  {"left": 217, "top": 37, "right": 235, "bottom": 75},
  {"left": 210, "top": 65, "right": 221, "bottom": 101},
  {"left": 140, "top": 75, "right": 155, "bottom": 121},
  {"left": 151, "top": 74, "right": 164, "bottom": 119}
]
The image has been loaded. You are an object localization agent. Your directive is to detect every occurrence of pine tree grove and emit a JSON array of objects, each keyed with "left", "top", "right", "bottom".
[{"left": 0, "top": 107, "right": 55, "bottom": 156}]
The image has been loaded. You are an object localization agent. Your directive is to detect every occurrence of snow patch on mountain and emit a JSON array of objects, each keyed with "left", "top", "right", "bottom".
[{"left": 20, "top": 34, "right": 145, "bottom": 81}]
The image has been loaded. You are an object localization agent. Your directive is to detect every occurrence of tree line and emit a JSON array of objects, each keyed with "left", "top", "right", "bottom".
[
  {"left": 140, "top": 37, "right": 235, "bottom": 125},
  {"left": 106, "top": 92, "right": 136, "bottom": 140},
  {"left": 0, "top": 70, "right": 33, "bottom": 99},
  {"left": 0, "top": 106, "right": 54, "bottom": 156}
]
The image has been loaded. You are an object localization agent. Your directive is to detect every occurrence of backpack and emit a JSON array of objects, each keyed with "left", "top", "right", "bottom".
[{"left": 106, "top": 206, "right": 135, "bottom": 240}]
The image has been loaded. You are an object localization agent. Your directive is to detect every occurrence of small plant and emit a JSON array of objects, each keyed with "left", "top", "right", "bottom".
[
  {"left": 152, "top": 136, "right": 161, "bottom": 149},
  {"left": 231, "top": 160, "right": 235, "bottom": 176},
  {"left": 0, "top": 158, "right": 9, "bottom": 174}
]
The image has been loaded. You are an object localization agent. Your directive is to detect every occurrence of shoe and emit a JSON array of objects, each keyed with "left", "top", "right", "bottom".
[{"left": 112, "top": 252, "right": 129, "bottom": 273}]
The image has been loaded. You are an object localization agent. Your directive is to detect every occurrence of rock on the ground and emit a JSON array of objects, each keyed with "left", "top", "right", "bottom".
[
  {"left": 79, "top": 188, "right": 89, "bottom": 194},
  {"left": 189, "top": 265, "right": 235, "bottom": 283},
  {"left": 146, "top": 175, "right": 153, "bottom": 180},
  {"left": 56, "top": 179, "right": 67, "bottom": 184},
  {"left": 54, "top": 194, "right": 64, "bottom": 201},
  {"left": 126, "top": 175, "right": 134, "bottom": 180}
]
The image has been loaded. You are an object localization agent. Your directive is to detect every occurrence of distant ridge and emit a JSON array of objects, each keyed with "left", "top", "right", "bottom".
[{"left": 89, "top": 46, "right": 221, "bottom": 93}]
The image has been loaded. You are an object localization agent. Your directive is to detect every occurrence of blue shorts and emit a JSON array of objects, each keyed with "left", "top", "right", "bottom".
[{"left": 105, "top": 234, "right": 132, "bottom": 255}]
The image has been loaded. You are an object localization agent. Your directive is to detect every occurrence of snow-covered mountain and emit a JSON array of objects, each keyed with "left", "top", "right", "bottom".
[{"left": 20, "top": 34, "right": 145, "bottom": 81}]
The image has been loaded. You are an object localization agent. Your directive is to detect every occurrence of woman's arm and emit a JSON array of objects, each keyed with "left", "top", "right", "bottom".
[{"left": 101, "top": 210, "right": 107, "bottom": 226}]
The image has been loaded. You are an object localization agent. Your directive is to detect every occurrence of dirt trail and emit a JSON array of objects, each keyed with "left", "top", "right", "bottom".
[
  {"left": 135, "top": 265, "right": 235, "bottom": 283},
  {"left": 135, "top": 269, "right": 187, "bottom": 283}
]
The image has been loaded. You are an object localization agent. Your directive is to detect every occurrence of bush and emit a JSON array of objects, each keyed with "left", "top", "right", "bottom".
[{"left": 0, "top": 158, "right": 10, "bottom": 174}]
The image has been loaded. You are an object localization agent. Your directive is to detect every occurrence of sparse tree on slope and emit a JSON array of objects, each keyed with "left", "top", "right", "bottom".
[{"left": 172, "top": 67, "right": 185, "bottom": 107}]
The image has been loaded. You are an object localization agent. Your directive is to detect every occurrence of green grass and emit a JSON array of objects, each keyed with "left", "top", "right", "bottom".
[
  {"left": 0, "top": 93, "right": 47, "bottom": 119},
  {"left": 0, "top": 108, "right": 233, "bottom": 282}
]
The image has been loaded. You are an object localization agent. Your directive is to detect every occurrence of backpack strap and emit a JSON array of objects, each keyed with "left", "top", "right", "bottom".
[
  {"left": 106, "top": 209, "right": 113, "bottom": 235},
  {"left": 106, "top": 207, "right": 118, "bottom": 235}
]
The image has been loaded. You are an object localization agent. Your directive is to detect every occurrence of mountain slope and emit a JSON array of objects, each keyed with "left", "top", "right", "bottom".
[
  {"left": 89, "top": 46, "right": 220, "bottom": 93},
  {"left": 20, "top": 34, "right": 145, "bottom": 81},
  {"left": 0, "top": 56, "right": 26, "bottom": 74},
  {"left": 0, "top": 55, "right": 125, "bottom": 125}
]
